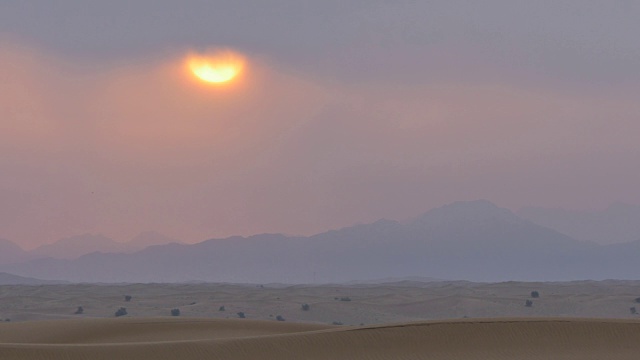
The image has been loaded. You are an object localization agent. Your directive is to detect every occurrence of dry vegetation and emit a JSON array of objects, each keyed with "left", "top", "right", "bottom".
[{"left": 1, "top": 280, "right": 640, "bottom": 324}]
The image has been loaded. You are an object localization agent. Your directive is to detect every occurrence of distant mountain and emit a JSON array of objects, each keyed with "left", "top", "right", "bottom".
[
  {"left": 5, "top": 200, "right": 633, "bottom": 284},
  {"left": 0, "top": 272, "right": 66, "bottom": 285},
  {"left": 31, "top": 234, "right": 132, "bottom": 260},
  {"left": 30, "top": 232, "right": 181, "bottom": 260},
  {"left": 518, "top": 202, "right": 640, "bottom": 244},
  {"left": 0, "top": 238, "right": 32, "bottom": 265},
  {"left": 343, "top": 276, "right": 444, "bottom": 285},
  {"left": 126, "top": 231, "right": 181, "bottom": 250}
]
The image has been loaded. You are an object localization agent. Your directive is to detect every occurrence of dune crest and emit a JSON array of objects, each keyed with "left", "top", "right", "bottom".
[{"left": 1, "top": 317, "right": 639, "bottom": 359}]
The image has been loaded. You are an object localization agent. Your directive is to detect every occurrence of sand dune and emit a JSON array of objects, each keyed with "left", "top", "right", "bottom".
[{"left": 1, "top": 317, "right": 639, "bottom": 359}]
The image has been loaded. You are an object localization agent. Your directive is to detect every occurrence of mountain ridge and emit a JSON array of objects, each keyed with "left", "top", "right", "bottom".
[
  {"left": 518, "top": 203, "right": 640, "bottom": 245},
  {"left": 3, "top": 200, "right": 634, "bottom": 283}
]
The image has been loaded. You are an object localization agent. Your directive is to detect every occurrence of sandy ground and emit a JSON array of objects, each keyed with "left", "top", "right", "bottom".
[
  {"left": 1, "top": 317, "right": 640, "bottom": 359},
  {"left": 1, "top": 281, "right": 640, "bottom": 358},
  {"left": 1, "top": 280, "right": 639, "bottom": 324}
]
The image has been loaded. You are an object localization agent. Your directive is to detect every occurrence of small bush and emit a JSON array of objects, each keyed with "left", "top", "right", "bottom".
[
  {"left": 237, "top": 312, "right": 245, "bottom": 318},
  {"left": 531, "top": 291, "right": 540, "bottom": 298},
  {"left": 74, "top": 306, "right": 84, "bottom": 315},
  {"left": 332, "top": 321, "right": 343, "bottom": 325},
  {"left": 635, "top": 297, "right": 640, "bottom": 304},
  {"left": 301, "top": 303, "right": 310, "bottom": 311},
  {"left": 115, "top": 307, "right": 128, "bottom": 317},
  {"left": 525, "top": 300, "right": 533, "bottom": 307},
  {"left": 339, "top": 297, "right": 351, "bottom": 302},
  {"left": 631, "top": 307, "right": 637, "bottom": 315},
  {"left": 171, "top": 308, "right": 180, "bottom": 316},
  {"left": 276, "top": 315, "right": 285, "bottom": 321},
  {"left": 218, "top": 306, "right": 225, "bottom": 311},
  {"left": 124, "top": 295, "right": 132, "bottom": 302}
]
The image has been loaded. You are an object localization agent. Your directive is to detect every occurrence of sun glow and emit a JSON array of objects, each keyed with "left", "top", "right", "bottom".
[{"left": 187, "top": 50, "right": 245, "bottom": 84}]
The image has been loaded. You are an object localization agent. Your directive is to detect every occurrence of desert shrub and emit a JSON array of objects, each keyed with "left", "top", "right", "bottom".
[
  {"left": 334, "top": 297, "right": 339, "bottom": 300},
  {"left": 115, "top": 307, "right": 128, "bottom": 317},
  {"left": 301, "top": 303, "right": 310, "bottom": 311},
  {"left": 339, "top": 297, "right": 351, "bottom": 302},
  {"left": 332, "top": 321, "right": 343, "bottom": 325},
  {"left": 171, "top": 308, "right": 180, "bottom": 316},
  {"left": 218, "top": 306, "right": 225, "bottom": 311},
  {"left": 237, "top": 312, "right": 245, "bottom": 318},
  {"left": 124, "top": 295, "right": 132, "bottom": 302},
  {"left": 74, "top": 306, "right": 84, "bottom": 315},
  {"left": 525, "top": 300, "right": 533, "bottom": 307},
  {"left": 276, "top": 315, "right": 285, "bottom": 321},
  {"left": 631, "top": 307, "right": 637, "bottom": 315},
  {"left": 635, "top": 297, "right": 640, "bottom": 304},
  {"left": 531, "top": 291, "right": 540, "bottom": 298}
]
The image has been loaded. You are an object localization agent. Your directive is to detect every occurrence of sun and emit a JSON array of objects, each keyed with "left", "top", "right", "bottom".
[{"left": 186, "top": 50, "right": 245, "bottom": 85}]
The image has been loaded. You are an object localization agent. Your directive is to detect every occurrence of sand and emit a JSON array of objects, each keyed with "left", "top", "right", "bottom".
[
  {"left": 2, "top": 281, "right": 640, "bottom": 358},
  {"left": 1, "top": 317, "right": 640, "bottom": 359},
  {"left": 2, "top": 280, "right": 640, "bottom": 323}
]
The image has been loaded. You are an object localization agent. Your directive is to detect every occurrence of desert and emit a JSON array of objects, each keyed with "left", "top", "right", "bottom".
[
  {"left": 3, "top": 1, "right": 639, "bottom": 358},
  {"left": 2, "top": 317, "right": 640, "bottom": 360},
  {"left": 2, "top": 280, "right": 640, "bottom": 359}
]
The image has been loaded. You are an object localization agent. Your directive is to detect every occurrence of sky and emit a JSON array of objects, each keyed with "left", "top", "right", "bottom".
[{"left": 1, "top": 1, "right": 639, "bottom": 249}]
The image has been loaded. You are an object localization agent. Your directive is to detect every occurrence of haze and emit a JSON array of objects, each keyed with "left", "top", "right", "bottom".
[{"left": 1, "top": 1, "right": 639, "bottom": 249}]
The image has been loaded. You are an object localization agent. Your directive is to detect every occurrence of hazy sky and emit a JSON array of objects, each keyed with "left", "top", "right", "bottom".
[{"left": 1, "top": 1, "right": 639, "bottom": 248}]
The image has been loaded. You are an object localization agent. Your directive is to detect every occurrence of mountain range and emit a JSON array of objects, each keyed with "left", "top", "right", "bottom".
[
  {"left": 0, "top": 272, "right": 67, "bottom": 286},
  {"left": 1, "top": 200, "right": 639, "bottom": 283},
  {"left": 0, "top": 231, "right": 180, "bottom": 265},
  {"left": 518, "top": 203, "right": 640, "bottom": 244}
]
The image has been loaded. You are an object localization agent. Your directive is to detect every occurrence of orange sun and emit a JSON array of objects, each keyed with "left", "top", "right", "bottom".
[{"left": 186, "top": 50, "right": 245, "bottom": 85}]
